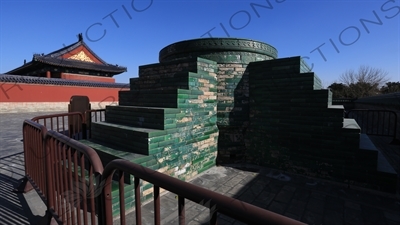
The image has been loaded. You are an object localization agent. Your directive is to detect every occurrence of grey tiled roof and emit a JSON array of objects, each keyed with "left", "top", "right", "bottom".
[
  {"left": 0, "top": 74, "right": 129, "bottom": 88},
  {"left": 6, "top": 36, "right": 127, "bottom": 75}
]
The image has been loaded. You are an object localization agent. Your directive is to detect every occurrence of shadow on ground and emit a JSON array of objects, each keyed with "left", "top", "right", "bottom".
[
  {"left": 0, "top": 152, "right": 45, "bottom": 225},
  {"left": 117, "top": 163, "right": 400, "bottom": 225}
]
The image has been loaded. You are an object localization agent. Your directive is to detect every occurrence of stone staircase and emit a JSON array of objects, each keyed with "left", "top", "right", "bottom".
[
  {"left": 78, "top": 47, "right": 397, "bottom": 217},
  {"left": 81, "top": 58, "right": 220, "bottom": 215},
  {"left": 244, "top": 56, "right": 397, "bottom": 193},
  {"left": 90, "top": 107, "right": 181, "bottom": 154},
  {"left": 358, "top": 132, "right": 397, "bottom": 192}
]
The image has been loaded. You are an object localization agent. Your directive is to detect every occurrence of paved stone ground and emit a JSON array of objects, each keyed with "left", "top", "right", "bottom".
[
  {"left": 115, "top": 164, "right": 400, "bottom": 225},
  {"left": 0, "top": 111, "right": 65, "bottom": 158},
  {"left": 1, "top": 112, "right": 400, "bottom": 225}
]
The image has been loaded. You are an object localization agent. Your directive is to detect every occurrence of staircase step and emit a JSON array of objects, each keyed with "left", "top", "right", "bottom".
[
  {"left": 328, "top": 105, "right": 344, "bottom": 109},
  {"left": 119, "top": 90, "right": 178, "bottom": 108},
  {"left": 80, "top": 139, "right": 150, "bottom": 184},
  {"left": 358, "top": 134, "right": 396, "bottom": 174},
  {"left": 375, "top": 144, "right": 397, "bottom": 193},
  {"left": 342, "top": 118, "right": 360, "bottom": 130},
  {"left": 358, "top": 134, "right": 378, "bottom": 170},
  {"left": 129, "top": 72, "right": 189, "bottom": 90},
  {"left": 105, "top": 105, "right": 181, "bottom": 129},
  {"left": 377, "top": 150, "right": 397, "bottom": 174},
  {"left": 90, "top": 121, "right": 168, "bottom": 155},
  {"left": 358, "top": 134, "right": 397, "bottom": 193}
]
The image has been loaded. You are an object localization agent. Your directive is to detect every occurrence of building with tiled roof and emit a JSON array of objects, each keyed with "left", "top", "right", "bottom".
[{"left": 5, "top": 33, "right": 127, "bottom": 83}]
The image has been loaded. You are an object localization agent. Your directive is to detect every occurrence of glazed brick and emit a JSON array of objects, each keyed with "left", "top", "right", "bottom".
[{"left": 89, "top": 57, "right": 219, "bottom": 215}]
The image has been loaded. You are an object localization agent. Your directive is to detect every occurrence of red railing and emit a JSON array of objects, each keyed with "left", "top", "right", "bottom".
[
  {"left": 32, "top": 112, "right": 87, "bottom": 140},
  {"left": 31, "top": 109, "right": 106, "bottom": 140},
  {"left": 18, "top": 119, "right": 104, "bottom": 225},
  {"left": 45, "top": 130, "right": 104, "bottom": 224},
  {"left": 21, "top": 110, "right": 305, "bottom": 225},
  {"left": 84, "top": 109, "right": 106, "bottom": 139},
  {"left": 85, "top": 109, "right": 106, "bottom": 123},
  {"left": 20, "top": 120, "right": 48, "bottom": 196},
  {"left": 100, "top": 159, "right": 306, "bottom": 225}
]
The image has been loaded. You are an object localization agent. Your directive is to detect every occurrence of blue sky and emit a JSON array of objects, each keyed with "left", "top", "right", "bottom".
[{"left": 1, "top": 0, "right": 399, "bottom": 87}]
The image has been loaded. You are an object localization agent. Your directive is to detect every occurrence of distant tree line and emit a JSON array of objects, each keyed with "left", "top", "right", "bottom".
[{"left": 327, "top": 65, "right": 399, "bottom": 99}]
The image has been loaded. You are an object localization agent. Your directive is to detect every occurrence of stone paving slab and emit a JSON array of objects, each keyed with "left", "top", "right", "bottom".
[
  {"left": 0, "top": 111, "right": 66, "bottom": 158},
  {"left": 1, "top": 111, "right": 400, "bottom": 225},
  {"left": 114, "top": 164, "right": 400, "bottom": 225}
]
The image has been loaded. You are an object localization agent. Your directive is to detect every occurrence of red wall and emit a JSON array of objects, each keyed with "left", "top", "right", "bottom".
[
  {"left": 61, "top": 73, "right": 115, "bottom": 83},
  {"left": 0, "top": 83, "right": 128, "bottom": 102}
]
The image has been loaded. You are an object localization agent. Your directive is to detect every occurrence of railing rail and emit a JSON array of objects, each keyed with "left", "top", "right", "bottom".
[
  {"left": 19, "top": 119, "right": 104, "bottom": 225},
  {"left": 31, "top": 109, "right": 106, "bottom": 140},
  {"left": 100, "top": 159, "right": 306, "bottom": 225},
  {"left": 84, "top": 109, "right": 106, "bottom": 139},
  {"left": 32, "top": 112, "right": 87, "bottom": 140},
  {"left": 345, "top": 109, "right": 399, "bottom": 144},
  {"left": 21, "top": 110, "right": 305, "bottom": 225},
  {"left": 21, "top": 120, "right": 48, "bottom": 198},
  {"left": 45, "top": 130, "right": 104, "bottom": 225}
]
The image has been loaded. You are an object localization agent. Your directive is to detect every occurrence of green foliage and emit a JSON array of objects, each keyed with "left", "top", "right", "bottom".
[
  {"left": 380, "top": 82, "right": 400, "bottom": 94},
  {"left": 328, "top": 82, "right": 348, "bottom": 98}
]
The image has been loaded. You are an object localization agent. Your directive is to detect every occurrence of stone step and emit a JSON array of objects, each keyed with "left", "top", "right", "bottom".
[
  {"left": 351, "top": 134, "right": 397, "bottom": 193},
  {"left": 79, "top": 139, "right": 147, "bottom": 184},
  {"left": 119, "top": 88, "right": 210, "bottom": 108},
  {"left": 119, "top": 89, "right": 178, "bottom": 108},
  {"left": 373, "top": 138, "right": 398, "bottom": 193},
  {"left": 358, "top": 134, "right": 378, "bottom": 170},
  {"left": 105, "top": 105, "right": 181, "bottom": 130},
  {"left": 129, "top": 72, "right": 189, "bottom": 90},
  {"left": 129, "top": 71, "right": 217, "bottom": 91},
  {"left": 90, "top": 121, "right": 169, "bottom": 155},
  {"left": 327, "top": 105, "right": 344, "bottom": 109},
  {"left": 342, "top": 118, "right": 361, "bottom": 130},
  {"left": 91, "top": 119, "right": 218, "bottom": 156}
]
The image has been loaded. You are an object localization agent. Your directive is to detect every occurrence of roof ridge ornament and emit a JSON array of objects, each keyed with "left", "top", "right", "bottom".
[{"left": 78, "top": 33, "right": 83, "bottom": 42}]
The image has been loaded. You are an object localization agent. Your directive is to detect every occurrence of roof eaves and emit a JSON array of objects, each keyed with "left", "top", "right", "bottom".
[
  {"left": 45, "top": 41, "right": 82, "bottom": 58},
  {"left": 5, "top": 59, "right": 36, "bottom": 74},
  {"left": 34, "top": 56, "right": 127, "bottom": 74}
]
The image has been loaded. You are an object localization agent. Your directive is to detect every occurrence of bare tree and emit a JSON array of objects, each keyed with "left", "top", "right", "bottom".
[{"left": 338, "top": 65, "right": 390, "bottom": 98}]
